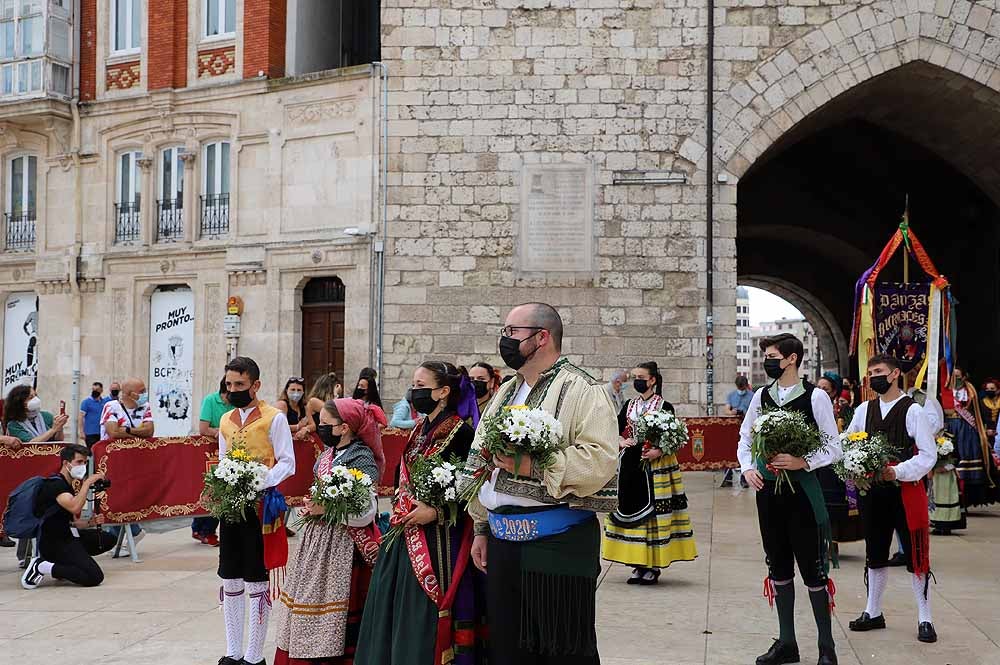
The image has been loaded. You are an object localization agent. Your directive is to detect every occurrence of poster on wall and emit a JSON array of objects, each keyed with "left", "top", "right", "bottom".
[
  {"left": 149, "top": 288, "right": 195, "bottom": 437},
  {"left": 3, "top": 292, "right": 38, "bottom": 396}
]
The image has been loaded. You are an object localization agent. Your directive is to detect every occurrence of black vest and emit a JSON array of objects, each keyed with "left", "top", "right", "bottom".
[
  {"left": 760, "top": 381, "right": 818, "bottom": 428},
  {"left": 864, "top": 396, "right": 916, "bottom": 462}
]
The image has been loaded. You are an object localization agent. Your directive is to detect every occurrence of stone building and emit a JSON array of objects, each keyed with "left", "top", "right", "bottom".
[
  {"left": 735, "top": 285, "right": 751, "bottom": 378},
  {"left": 750, "top": 317, "right": 822, "bottom": 388}
]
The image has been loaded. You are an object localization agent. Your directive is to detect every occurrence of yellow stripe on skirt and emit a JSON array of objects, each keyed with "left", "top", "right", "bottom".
[{"left": 602, "top": 453, "right": 699, "bottom": 569}]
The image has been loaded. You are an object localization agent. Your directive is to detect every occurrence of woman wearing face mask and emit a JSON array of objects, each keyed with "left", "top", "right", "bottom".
[
  {"left": 4, "top": 385, "right": 68, "bottom": 443},
  {"left": 274, "top": 398, "right": 384, "bottom": 665},
  {"left": 979, "top": 379, "right": 1000, "bottom": 453},
  {"left": 298, "top": 372, "right": 343, "bottom": 441},
  {"left": 942, "top": 367, "right": 1000, "bottom": 508},
  {"left": 468, "top": 362, "right": 501, "bottom": 417},
  {"left": 356, "top": 361, "right": 486, "bottom": 665},
  {"left": 352, "top": 370, "right": 388, "bottom": 426},
  {"left": 276, "top": 377, "right": 307, "bottom": 436},
  {"left": 603, "top": 361, "right": 697, "bottom": 586}
]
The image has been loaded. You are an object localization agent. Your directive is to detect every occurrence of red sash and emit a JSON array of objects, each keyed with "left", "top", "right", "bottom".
[
  {"left": 892, "top": 462, "right": 930, "bottom": 575},
  {"left": 347, "top": 524, "right": 381, "bottom": 567}
]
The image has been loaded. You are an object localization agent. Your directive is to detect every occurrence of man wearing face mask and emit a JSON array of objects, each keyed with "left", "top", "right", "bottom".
[
  {"left": 461, "top": 302, "right": 618, "bottom": 665},
  {"left": 79, "top": 381, "right": 111, "bottom": 448},
  {"left": 737, "top": 333, "right": 842, "bottom": 665},
  {"left": 21, "top": 444, "right": 114, "bottom": 590},
  {"left": 109, "top": 382, "right": 121, "bottom": 400},
  {"left": 100, "top": 377, "right": 155, "bottom": 441},
  {"left": 844, "top": 355, "right": 939, "bottom": 644},
  {"left": 726, "top": 375, "right": 753, "bottom": 417}
]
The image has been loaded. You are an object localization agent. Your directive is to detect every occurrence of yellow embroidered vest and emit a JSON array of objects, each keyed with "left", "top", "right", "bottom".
[{"left": 219, "top": 401, "right": 279, "bottom": 468}]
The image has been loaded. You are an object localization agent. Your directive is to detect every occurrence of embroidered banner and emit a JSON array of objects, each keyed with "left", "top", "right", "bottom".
[
  {"left": 0, "top": 443, "right": 63, "bottom": 534},
  {"left": 675, "top": 417, "right": 741, "bottom": 471},
  {"left": 873, "top": 281, "right": 930, "bottom": 373}
]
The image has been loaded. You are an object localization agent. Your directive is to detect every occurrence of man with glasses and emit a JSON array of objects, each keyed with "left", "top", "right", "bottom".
[{"left": 461, "top": 302, "right": 618, "bottom": 665}]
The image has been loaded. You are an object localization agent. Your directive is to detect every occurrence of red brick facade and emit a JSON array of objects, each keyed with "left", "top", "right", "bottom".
[
  {"left": 243, "top": 0, "right": 285, "bottom": 80},
  {"left": 147, "top": 0, "right": 188, "bottom": 90},
  {"left": 80, "top": 0, "right": 96, "bottom": 100},
  {"left": 197, "top": 46, "right": 236, "bottom": 79},
  {"left": 106, "top": 61, "right": 141, "bottom": 91}
]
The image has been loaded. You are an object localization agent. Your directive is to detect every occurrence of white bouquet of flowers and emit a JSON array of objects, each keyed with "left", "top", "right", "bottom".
[
  {"left": 833, "top": 431, "right": 897, "bottom": 494},
  {"left": 751, "top": 408, "right": 826, "bottom": 493},
  {"left": 634, "top": 409, "right": 689, "bottom": 457},
  {"left": 202, "top": 446, "right": 270, "bottom": 522},
  {"left": 300, "top": 465, "right": 374, "bottom": 527},
  {"left": 383, "top": 453, "right": 463, "bottom": 549}
]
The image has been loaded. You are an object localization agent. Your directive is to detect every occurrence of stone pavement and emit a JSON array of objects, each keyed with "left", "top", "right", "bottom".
[{"left": 2, "top": 472, "right": 998, "bottom": 665}]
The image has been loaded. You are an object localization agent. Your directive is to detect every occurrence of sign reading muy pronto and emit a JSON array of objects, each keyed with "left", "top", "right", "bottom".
[
  {"left": 518, "top": 162, "right": 595, "bottom": 274},
  {"left": 149, "top": 288, "right": 196, "bottom": 437}
]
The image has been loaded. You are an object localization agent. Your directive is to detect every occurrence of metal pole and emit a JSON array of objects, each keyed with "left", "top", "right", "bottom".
[{"left": 705, "top": 0, "right": 716, "bottom": 416}]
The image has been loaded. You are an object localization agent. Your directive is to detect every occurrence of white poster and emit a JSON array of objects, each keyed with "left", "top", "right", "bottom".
[
  {"left": 3, "top": 292, "right": 38, "bottom": 397},
  {"left": 149, "top": 288, "right": 195, "bottom": 436}
]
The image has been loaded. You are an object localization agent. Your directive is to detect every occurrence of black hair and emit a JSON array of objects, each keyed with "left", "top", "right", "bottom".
[
  {"left": 225, "top": 356, "right": 260, "bottom": 382},
  {"left": 359, "top": 367, "right": 377, "bottom": 381},
  {"left": 759, "top": 333, "right": 804, "bottom": 368},
  {"left": 636, "top": 361, "right": 663, "bottom": 395},
  {"left": 419, "top": 360, "right": 465, "bottom": 411},
  {"left": 3, "top": 384, "right": 32, "bottom": 428},
  {"left": 218, "top": 377, "right": 229, "bottom": 395},
  {"left": 518, "top": 302, "right": 564, "bottom": 351},
  {"left": 868, "top": 354, "right": 901, "bottom": 373},
  {"left": 735, "top": 376, "right": 749, "bottom": 390},
  {"left": 60, "top": 443, "right": 91, "bottom": 464},
  {"left": 355, "top": 373, "right": 383, "bottom": 409},
  {"left": 471, "top": 361, "right": 501, "bottom": 388},
  {"left": 92, "top": 381, "right": 103, "bottom": 389}
]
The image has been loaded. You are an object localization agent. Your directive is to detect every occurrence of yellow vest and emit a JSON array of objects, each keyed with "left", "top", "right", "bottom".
[{"left": 219, "top": 401, "right": 280, "bottom": 468}]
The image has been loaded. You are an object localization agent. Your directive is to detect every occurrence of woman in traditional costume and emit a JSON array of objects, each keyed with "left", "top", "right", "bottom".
[
  {"left": 603, "top": 361, "right": 697, "bottom": 585},
  {"left": 355, "top": 361, "right": 486, "bottom": 665},
  {"left": 944, "top": 367, "right": 1000, "bottom": 508},
  {"left": 979, "top": 378, "right": 1000, "bottom": 454},
  {"left": 468, "top": 361, "right": 501, "bottom": 417},
  {"left": 275, "top": 398, "right": 384, "bottom": 665}
]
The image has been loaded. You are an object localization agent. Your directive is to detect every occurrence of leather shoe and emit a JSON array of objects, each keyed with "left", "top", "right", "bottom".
[
  {"left": 756, "top": 640, "right": 800, "bottom": 665},
  {"left": 217, "top": 658, "right": 240, "bottom": 665},
  {"left": 848, "top": 612, "right": 886, "bottom": 632},
  {"left": 817, "top": 645, "right": 838, "bottom": 665},
  {"left": 0, "top": 534, "right": 14, "bottom": 547},
  {"left": 918, "top": 622, "right": 938, "bottom": 643}
]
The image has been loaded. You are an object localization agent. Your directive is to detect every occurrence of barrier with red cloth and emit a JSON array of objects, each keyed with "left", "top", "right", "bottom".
[
  {"left": 0, "top": 443, "right": 65, "bottom": 534},
  {"left": 674, "top": 416, "right": 741, "bottom": 470}
]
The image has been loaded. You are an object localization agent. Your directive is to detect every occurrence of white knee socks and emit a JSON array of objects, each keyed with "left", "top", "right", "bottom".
[
  {"left": 912, "top": 573, "right": 932, "bottom": 624},
  {"left": 245, "top": 581, "right": 272, "bottom": 665},
  {"left": 864, "top": 567, "right": 888, "bottom": 618},
  {"left": 221, "top": 578, "right": 245, "bottom": 659}
]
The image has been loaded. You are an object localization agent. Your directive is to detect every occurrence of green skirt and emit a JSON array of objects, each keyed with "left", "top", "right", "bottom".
[{"left": 930, "top": 468, "right": 967, "bottom": 531}]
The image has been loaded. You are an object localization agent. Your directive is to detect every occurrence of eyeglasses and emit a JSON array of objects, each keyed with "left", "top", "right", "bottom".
[
  {"left": 287, "top": 376, "right": 305, "bottom": 383},
  {"left": 499, "top": 325, "right": 544, "bottom": 338}
]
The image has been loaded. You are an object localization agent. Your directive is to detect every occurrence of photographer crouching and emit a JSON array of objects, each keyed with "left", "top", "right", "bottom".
[{"left": 21, "top": 444, "right": 116, "bottom": 589}]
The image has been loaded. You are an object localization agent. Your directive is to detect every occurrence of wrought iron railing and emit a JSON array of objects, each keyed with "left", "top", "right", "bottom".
[
  {"left": 114, "top": 201, "right": 141, "bottom": 244},
  {"left": 200, "top": 194, "right": 230, "bottom": 237},
  {"left": 4, "top": 212, "right": 35, "bottom": 251},
  {"left": 156, "top": 198, "right": 184, "bottom": 242}
]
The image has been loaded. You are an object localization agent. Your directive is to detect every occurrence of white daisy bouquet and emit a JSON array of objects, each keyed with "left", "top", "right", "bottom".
[
  {"left": 934, "top": 432, "right": 955, "bottom": 471},
  {"left": 751, "top": 408, "right": 827, "bottom": 493},
  {"left": 202, "top": 445, "right": 270, "bottom": 522},
  {"left": 383, "top": 453, "right": 463, "bottom": 549},
  {"left": 298, "top": 466, "right": 374, "bottom": 527},
  {"left": 833, "top": 431, "right": 897, "bottom": 494},
  {"left": 635, "top": 410, "right": 689, "bottom": 457}
]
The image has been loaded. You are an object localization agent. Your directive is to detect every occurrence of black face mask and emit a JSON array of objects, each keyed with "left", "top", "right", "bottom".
[
  {"left": 633, "top": 379, "right": 649, "bottom": 394},
  {"left": 228, "top": 389, "right": 254, "bottom": 409},
  {"left": 763, "top": 358, "right": 785, "bottom": 380},
  {"left": 472, "top": 380, "right": 489, "bottom": 399},
  {"left": 499, "top": 332, "right": 540, "bottom": 371},
  {"left": 353, "top": 388, "right": 366, "bottom": 400},
  {"left": 317, "top": 424, "right": 336, "bottom": 448},
  {"left": 91, "top": 390, "right": 101, "bottom": 400},
  {"left": 986, "top": 390, "right": 998, "bottom": 398},
  {"left": 870, "top": 375, "right": 893, "bottom": 395},
  {"left": 110, "top": 389, "right": 120, "bottom": 399},
  {"left": 409, "top": 388, "right": 439, "bottom": 415}
]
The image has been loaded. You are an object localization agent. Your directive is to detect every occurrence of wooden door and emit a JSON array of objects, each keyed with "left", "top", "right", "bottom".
[{"left": 301, "top": 305, "right": 345, "bottom": 391}]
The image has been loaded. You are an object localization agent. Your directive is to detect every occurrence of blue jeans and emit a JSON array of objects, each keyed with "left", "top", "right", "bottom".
[
  {"left": 192, "top": 516, "right": 219, "bottom": 536},
  {"left": 103, "top": 523, "right": 142, "bottom": 540}
]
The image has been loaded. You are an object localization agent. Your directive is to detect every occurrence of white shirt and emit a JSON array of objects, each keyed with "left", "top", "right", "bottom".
[
  {"left": 100, "top": 399, "right": 153, "bottom": 440},
  {"left": 846, "top": 396, "right": 937, "bottom": 483},
  {"left": 478, "top": 380, "right": 550, "bottom": 510},
  {"left": 737, "top": 384, "right": 843, "bottom": 474},
  {"left": 217, "top": 405, "right": 296, "bottom": 489}
]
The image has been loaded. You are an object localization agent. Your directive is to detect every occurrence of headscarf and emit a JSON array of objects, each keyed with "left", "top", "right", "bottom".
[
  {"left": 822, "top": 371, "right": 843, "bottom": 391},
  {"left": 332, "top": 398, "right": 385, "bottom": 478},
  {"left": 456, "top": 374, "right": 481, "bottom": 429}
]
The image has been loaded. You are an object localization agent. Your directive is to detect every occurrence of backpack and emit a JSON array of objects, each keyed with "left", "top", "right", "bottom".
[{"left": 3, "top": 475, "right": 62, "bottom": 540}]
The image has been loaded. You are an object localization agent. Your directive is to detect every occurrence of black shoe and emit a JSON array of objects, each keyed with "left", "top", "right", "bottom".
[
  {"left": 626, "top": 568, "right": 644, "bottom": 585},
  {"left": 240, "top": 660, "right": 266, "bottom": 665},
  {"left": 638, "top": 568, "right": 661, "bottom": 586},
  {"left": 20, "top": 557, "right": 44, "bottom": 590},
  {"left": 918, "top": 622, "right": 938, "bottom": 643},
  {"left": 849, "top": 612, "right": 886, "bottom": 632},
  {"left": 217, "top": 658, "right": 241, "bottom": 665},
  {"left": 817, "top": 645, "right": 838, "bottom": 665},
  {"left": 0, "top": 534, "right": 14, "bottom": 547},
  {"left": 756, "top": 640, "right": 800, "bottom": 665},
  {"left": 931, "top": 527, "right": 952, "bottom": 536},
  {"left": 887, "top": 551, "right": 907, "bottom": 567}
]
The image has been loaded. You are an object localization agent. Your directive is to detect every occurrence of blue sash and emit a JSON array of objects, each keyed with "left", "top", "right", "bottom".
[{"left": 488, "top": 506, "right": 593, "bottom": 542}]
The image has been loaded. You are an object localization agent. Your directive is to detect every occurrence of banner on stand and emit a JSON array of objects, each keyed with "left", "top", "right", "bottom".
[
  {"left": 149, "top": 288, "right": 195, "bottom": 436},
  {"left": 873, "top": 282, "right": 929, "bottom": 373},
  {"left": 3, "top": 292, "right": 38, "bottom": 395}
]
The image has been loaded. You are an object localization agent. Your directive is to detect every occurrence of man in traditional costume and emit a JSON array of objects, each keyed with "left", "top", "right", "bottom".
[
  {"left": 845, "top": 355, "right": 939, "bottom": 644},
  {"left": 217, "top": 357, "right": 296, "bottom": 665},
  {"left": 462, "top": 303, "right": 618, "bottom": 665},
  {"left": 739, "top": 334, "right": 842, "bottom": 665}
]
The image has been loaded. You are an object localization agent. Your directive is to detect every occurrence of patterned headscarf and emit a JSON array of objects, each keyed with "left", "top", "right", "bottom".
[{"left": 332, "top": 398, "right": 385, "bottom": 478}]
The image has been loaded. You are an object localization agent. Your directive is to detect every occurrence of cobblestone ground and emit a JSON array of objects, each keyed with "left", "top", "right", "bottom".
[{"left": 2, "top": 472, "right": 998, "bottom": 664}]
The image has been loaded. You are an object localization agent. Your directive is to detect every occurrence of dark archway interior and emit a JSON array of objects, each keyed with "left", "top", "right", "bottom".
[{"left": 738, "top": 62, "right": 1000, "bottom": 381}]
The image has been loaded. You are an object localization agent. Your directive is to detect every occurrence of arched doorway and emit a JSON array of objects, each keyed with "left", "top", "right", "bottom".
[{"left": 301, "top": 277, "right": 346, "bottom": 390}]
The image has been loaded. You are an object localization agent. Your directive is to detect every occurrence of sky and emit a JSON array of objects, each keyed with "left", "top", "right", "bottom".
[{"left": 744, "top": 286, "right": 803, "bottom": 327}]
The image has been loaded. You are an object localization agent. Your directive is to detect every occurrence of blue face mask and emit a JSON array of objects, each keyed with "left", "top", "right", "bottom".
[{"left": 136, "top": 392, "right": 148, "bottom": 407}]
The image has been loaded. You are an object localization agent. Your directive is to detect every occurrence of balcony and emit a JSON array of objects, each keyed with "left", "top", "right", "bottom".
[
  {"left": 0, "top": 1, "right": 73, "bottom": 107},
  {"left": 3, "top": 211, "right": 34, "bottom": 251},
  {"left": 200, "top": 194, "right": 229, "bottom": 237},
  {"left": 114, "top": 201, "right": 140, "bottom": 244},
  {"left": 156, "top": 198, "right": 183, "bottom": 242}
]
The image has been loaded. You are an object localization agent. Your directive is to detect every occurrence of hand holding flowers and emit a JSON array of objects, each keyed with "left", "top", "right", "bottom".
[
  {"left": 750, "top": 408, "right": 827, "bottom": 493},
  {"left": 297, "top": 465, "right": 374, "bottom": 527},
  {"left": 202, "top": 446, "right": 270, "bottom": 523},
  {"left": 833, "top": 431, "right": 897, "bottom": 493},
  {"left": 383, "top": 453, "right": 463, "bottom": 549}
]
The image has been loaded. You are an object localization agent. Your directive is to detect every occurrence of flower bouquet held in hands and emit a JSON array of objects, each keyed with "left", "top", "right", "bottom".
[
  {"left": 934, "top": 432, "right": 955, "bottom": 471},
  {"left": 833, "top": 431, "right": 898, "bottom": 494},
  {"left": 634, "top": 410, "right": 689, "bottom": 460},
  {"left": 296, "top": 466, "right": 374, "bottom": 528},
  {"left": 383, "top": 453, "right": 463, "bottom": 550},
  {"left": 458, "top": 405, "right": 564, "bottom": 502},
  {"left": 750, "top": 408, "right": 827, "bottom": 494},
  {"left": 202, "top": 445, "right": 269, "bottom": 523}
]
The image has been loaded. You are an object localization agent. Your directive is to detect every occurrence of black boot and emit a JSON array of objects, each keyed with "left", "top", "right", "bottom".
[
  {"left": 817, "top": 645, "right": 838, "bottom": 665},
  {"left": 848, "top": 612, "right": 886, "bottom": 632},
  {"left": 756, "top": 640, "right": 800, "bottom": 665},
  {"left": 918, "top": 622, "right": 938, "bottom": 643}
]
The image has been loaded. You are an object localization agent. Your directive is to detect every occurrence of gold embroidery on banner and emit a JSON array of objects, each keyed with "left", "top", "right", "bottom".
[{"left": 0, "top": 443, "right": 65, "bottom": 459}]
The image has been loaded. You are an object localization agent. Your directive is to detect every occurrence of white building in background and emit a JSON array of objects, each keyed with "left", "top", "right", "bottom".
[
  {"left": 735, "top": 286, "right": 751, "bottom": 378},
  {"left": 750, "top": 317, "right": 821, "bottom": 387}
]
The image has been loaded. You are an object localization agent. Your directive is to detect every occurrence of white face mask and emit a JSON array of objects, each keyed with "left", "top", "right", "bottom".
[
  {"left": 287, "top": 391, "right": 303, "bottom": 403},
  {"left": 70, "top": 464, "right": 88, "bottom": 480},
  {"left": 26, "top": 396, "right": 42, "bottom": 413}
]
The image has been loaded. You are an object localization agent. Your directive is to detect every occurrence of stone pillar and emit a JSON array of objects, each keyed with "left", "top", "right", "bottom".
[
  {"left": 137, "top": 156, "right": 154, "bottom": 246},
  {"left": 180, "top": 150, "right": 197, "bottom": 242}
]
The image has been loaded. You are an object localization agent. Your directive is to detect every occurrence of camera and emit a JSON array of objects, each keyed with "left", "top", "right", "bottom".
[{"left": 91, "top": 478, "right": 112, "bottom": 492}]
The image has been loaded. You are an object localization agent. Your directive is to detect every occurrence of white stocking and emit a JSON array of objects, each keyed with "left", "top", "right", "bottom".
[
  {"left": 221, "top": 578, "right": 245, "bottom": 659},
  {"left": 865, "top": 567, "right": 888, "bottom": 618},
  {"left": 245, "top": 581, "right": 272, "bottom": 664},
  {"left": 912, "top": 573, "right": 933, "bottom": 624}
]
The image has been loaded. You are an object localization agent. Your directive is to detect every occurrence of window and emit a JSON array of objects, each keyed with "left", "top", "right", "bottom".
[
  {"left": 204, "top": 0, "right": 235, "bottom": 38},
  {"left": 201, "top": 141, "right": 230, "bottom": 236},
  {"left": 5, "top": 155, "right": 36, "bottom": 250},
  {"left": 111, "top": 0, "right": 141, "bottom": 53},
  {"left": 157, "top": 147, "right": 184, "bottom": 242},
  {"left": 115, "top": 150, "right": 141, "bottom": 243}
]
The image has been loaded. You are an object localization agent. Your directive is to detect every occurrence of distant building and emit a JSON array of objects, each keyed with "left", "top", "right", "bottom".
[
  {"left": 736, "top": 287, "right": 751, "bottom": 378},
  {"left": 751, "top": 318, "right": 821, "bottom": 387}
]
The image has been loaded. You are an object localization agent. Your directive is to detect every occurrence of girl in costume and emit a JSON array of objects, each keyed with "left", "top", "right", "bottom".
[
  {"left": 275, "top": 398, "right": 384, "bottom": 665},
  {"left": 355, "top": 361, "right": 486, "bottom": 665},
  {"left": 468, "top": 361, "right": 501, "bottom": 417},
  {"left": 944, "top": 367, "right": 1000, "bottom": 508},
  {"left": 602, "top": 361, "right": 698, "bottom": 585}
]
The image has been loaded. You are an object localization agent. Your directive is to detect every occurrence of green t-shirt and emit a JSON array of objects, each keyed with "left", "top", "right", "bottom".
[
  {"left": 199, "top": 393, "right": 230, "bottom": 429},
  {"left": 8, "top": 411, "right": 55, "bottom": 442}
]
